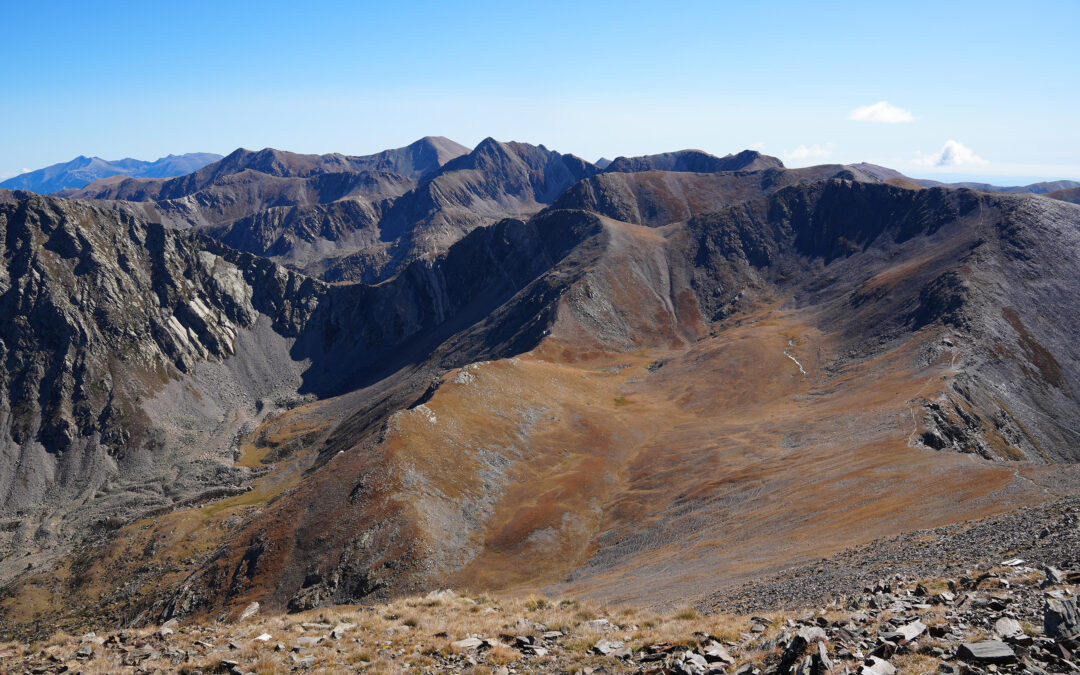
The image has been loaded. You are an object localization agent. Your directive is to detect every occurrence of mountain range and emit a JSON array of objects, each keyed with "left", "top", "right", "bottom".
[
  {"left": 0, "top": 153, "right": 224, "bottom": 194},
  {"left": 1, "top": 137, "right": 1079, "bottom": 639}
]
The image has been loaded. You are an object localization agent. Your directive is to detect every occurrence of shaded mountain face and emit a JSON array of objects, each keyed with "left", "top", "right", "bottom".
[
  {"left": 0, "top": 153, "right": 222, "bottom": 194},
  {"left": 60, "top": 137, "right": 597, "bottom": 283},
  {"left": 2, "top": 145, "right": 1080, "bottom": 639},
  {"left": 60, "top": 143, "right": 792, "bottom": 285}
]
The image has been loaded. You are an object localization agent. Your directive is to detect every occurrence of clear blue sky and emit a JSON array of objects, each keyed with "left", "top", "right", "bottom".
[{"left": 2, "top": 0, "right": 1078, "bottom": 183}]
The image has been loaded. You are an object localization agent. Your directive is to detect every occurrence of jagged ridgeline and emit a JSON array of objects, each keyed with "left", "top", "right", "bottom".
[{"left": 1, "top": 140, "right": 1079, "bottom": 639}]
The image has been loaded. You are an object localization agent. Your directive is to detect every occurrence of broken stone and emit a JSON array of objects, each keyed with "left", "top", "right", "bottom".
[
  {"left": 451, "top": 637, "right": 484, "bottom": 650},
  {"left": 1045, "top": 565, "right": 1066, "bottom": 584},
  {"left": 816, "top": 640, "right": 833, "bottom": 671},
  {"left": 779, "top": 635, "right": 809, "bottom": 674},
  {"left": 292, "top": 654, "right": 315, "bottom": 668},
  {"left": 957, "top": 641, "right": 1017, "bottom": 664},
  {"left": 703, "top": 640, "right": 734, "bottom": 663},
  {"left": 123, "top": 646, "right": 160, "bottom": 665},
  {"left": 898, "top": 620, "right": 926, "bottom": 642},
  {"left": 798, "top": 625, "right": 827, "bottom": 642},
  {"left": 994, "top": 617, "right": 1023, "bottom": 638},
  {"left": 1045, "top": 598, "right": 1080, "bottom": 639},
  {"left": 330, "top": 623, "right": 351, "bottom": 639},
  {"left": 592, "top": 638, "right": 625, "bottom": 655}
]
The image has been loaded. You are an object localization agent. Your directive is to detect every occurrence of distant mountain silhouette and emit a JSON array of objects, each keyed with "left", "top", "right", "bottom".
[
  {"left": 0, "top": 152, "right": 222, "bottom": 193},
  {"left": 604, "top": 148, "right": 783, "bottom": 173},
  {"left": 849, "top": 163, "right": 1080, "bottom": 194}
]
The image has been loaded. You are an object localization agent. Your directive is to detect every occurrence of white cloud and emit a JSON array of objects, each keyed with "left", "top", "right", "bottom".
[
  {"left": 749, "top": 141, "right": 766, "bottom": 150},
  {"left": 915, "top": 140, "right": 988, "bottom": 167},
  {"left": 784, "top": 142, "right": 835, "bottom": 163},
  {"left": 0, "top": 168, "right": 33, "bottom": 181},
  {"left": 848, "top": 101, "right": 914, "bottom": 123}
]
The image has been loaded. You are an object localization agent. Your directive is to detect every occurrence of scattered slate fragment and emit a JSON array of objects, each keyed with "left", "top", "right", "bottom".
[{"left": 957, "top": 640, "right": 1017, "bottom": 663}]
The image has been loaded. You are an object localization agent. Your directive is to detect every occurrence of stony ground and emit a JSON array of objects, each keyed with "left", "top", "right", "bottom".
[
  {"left": 3, "top": 551, "right": 1079, "bottom": 674},
  {"left": 713, "top": 496, "right": 1080, "bottom": 614}
]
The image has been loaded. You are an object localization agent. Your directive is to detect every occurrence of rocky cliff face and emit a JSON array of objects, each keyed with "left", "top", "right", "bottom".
[{"left": 0, "top": 193, "right": 325, "bottom": 575}]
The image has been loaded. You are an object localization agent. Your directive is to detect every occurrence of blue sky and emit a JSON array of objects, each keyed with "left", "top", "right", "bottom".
[{"left": 2, "top": 1, "right": 1078, "bottom": 183}]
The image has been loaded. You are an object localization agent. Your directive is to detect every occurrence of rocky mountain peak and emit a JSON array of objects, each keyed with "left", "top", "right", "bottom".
[{"left": 604, "top": 148, "right": 783, "bottom": 173}]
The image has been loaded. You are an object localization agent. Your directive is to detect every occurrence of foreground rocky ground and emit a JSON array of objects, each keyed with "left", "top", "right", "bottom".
[{"left": 4, "top": 506, "right": 1080, "bottom": 675}]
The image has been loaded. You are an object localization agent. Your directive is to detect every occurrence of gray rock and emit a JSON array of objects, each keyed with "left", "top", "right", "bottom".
[
  {"left": 122, "top": 646, "right": 161, "bottom": 665},
  {"left": 451, "top": 637, "right": 484, "bottom": 650},
  {"left": 592, "top": 638, "right": 625, "bottom": 655},
  {"left": 896, "top": 620, "right": 926, "bottom": 642},
  {"left": 798, "top": 625, "right": 827, "bottom": 642},
  {"left": 1044, "top": 565, "right": 1065, "bottom": 584},
  {"left": 1045, "top": 597, "right": 1080, "bottom": 638},
  {"left": 816, "top": 640, "right": 834, "bottom": 671},
  {"left": 994, "top": 617, "right": 1023, "bottom": 637},
  {"left": 703, "top": 640, "right": 734, "bottom": 663},
  {"left": 957, "top": 641, "right": 1017, "bottom": 663}
]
